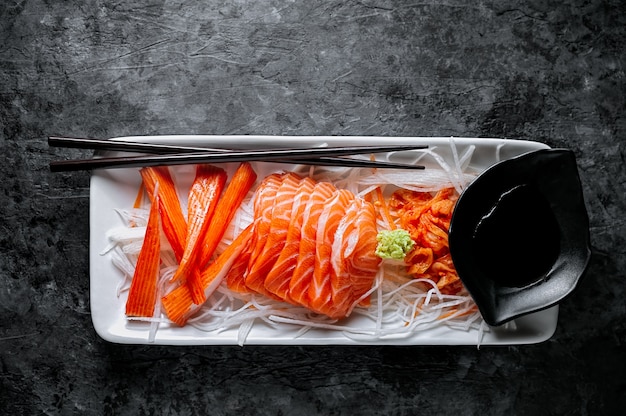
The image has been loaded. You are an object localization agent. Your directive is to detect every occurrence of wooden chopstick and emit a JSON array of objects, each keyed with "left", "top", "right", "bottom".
[{"left": 48, "top": 136, "right": 427, "bottom": 172}]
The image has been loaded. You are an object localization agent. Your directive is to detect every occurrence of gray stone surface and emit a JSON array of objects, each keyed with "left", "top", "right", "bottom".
[{"left": 1, "top": 0, "right": 624, "bottom": 414}]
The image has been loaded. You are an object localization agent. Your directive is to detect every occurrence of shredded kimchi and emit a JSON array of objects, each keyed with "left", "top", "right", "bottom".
[{"left": 390, "top": 188, "right": 463, "bottom": 295}]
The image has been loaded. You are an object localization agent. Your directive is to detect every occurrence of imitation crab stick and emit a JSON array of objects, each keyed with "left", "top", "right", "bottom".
[
  {"left": 125, "top": 191, "right": 161, "bottom": 317},
  {"left": 162, "top": 224, "right": 254, "bottom": 326},
  {"left": 159, "top": 282, "right": 194, "bottom": 327},
  {"left": 170, "top": 164, "right": 227, "bottom": 289},
  {"left": 140, "top": 167, "right": 187, "bottom": 262},
  {"left": 182, "top": 162, "right": 257, "bottom": 304},
  {"left": 198, "top": 162, "right": 257, "bottom": 269}
]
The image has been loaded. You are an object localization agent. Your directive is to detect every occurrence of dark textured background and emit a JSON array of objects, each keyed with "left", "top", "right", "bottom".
[{"left": 1, "top": 1, "right": 625, "bottom": 415}]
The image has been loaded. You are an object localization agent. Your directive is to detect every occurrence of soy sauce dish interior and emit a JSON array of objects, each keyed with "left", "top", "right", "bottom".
[{"left": 448, "top": 148, "right": 592, "bottom": 327}]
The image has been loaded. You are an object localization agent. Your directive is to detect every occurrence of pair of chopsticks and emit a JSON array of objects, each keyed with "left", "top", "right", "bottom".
[{"left": 48, "top": 136, "right": 427, "bottom": 172}]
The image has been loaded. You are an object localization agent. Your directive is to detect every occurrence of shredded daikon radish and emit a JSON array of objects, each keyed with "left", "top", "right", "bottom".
[
  {"left": 101, "top": 226, "right": 146, "bottom": 255},
  {"left": 114, "top": 207, "right": 149, "bottom": 227}
]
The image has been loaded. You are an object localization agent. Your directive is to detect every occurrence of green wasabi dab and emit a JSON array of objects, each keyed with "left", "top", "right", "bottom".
[{"left": 375, "top": 229, "right": 415, "bottom": 260}]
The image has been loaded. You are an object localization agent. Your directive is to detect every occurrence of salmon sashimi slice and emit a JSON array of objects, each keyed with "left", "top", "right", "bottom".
[
  {"left": 308, "top": 189, "right": 354, "bottom": 315},
  {"left": 140, "top": 167, "right": 187, "bottom": 262},
  {"left": 244, "top": 172, "right": 302, "bottom": 299},
  {"left": 245, "top": 173, "right": 284, "bottom": 276},
  {"left": 222, "top": 173, "right": 283, "bottom": 296},
  {"left": 263, "top": 177, "right": 316, "bottom": 299},
  {"left": 225, "top": 243, "right": 253, "bottom": 293},
  {"left": 327, "top": 200, "right": 364, "bottom": 318},
  {"left": 219, "top": 173, "right": 319, "bottom": 301},
  {"left": 288, "top": 181, "right": 337, "bottom": 308},
  {"left": 329, "top": 198, "right": 381, "bottom": 318},
  {"left": 219, "top": 173, "right": 282, "bottom": 293}
]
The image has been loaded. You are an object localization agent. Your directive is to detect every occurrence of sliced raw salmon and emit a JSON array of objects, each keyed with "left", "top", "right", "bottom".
[
  {"left": 217, "top": 171, "right": 382, "bottom": 320},
  {"left": 308, "top": 189, "right": 354, "bottom": 315},
  {"left": 245, "top": 173, "right": 284, "bottom": 275},
  {"left": 245, "top": 172, "right": 301, "bottom": 299},
  {"left": 225, "top": 246, "right": 252, "bottom": 293},
  {"left": 329, "top": 198, "right": 381, "bottom": 317},
  {"left": 263, "top": 177, "right": 316, "bottom": 299},
  {"left": 223, "top": 172, "right": 283, "bottom": 295},
  {"left": 288, "top": 181, "right": 336, "bottom": 308}
]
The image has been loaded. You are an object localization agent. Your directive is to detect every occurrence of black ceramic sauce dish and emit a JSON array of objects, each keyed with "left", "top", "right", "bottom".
[{"left": 448, "top": 148, "right": 592, "bottom": 327}]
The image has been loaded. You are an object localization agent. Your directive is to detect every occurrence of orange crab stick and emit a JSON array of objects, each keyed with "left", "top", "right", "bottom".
[
  {"left": 125, "top": 191, "right": 161, "bottom": 317},
  {"left": 199, "top": 162, "right": 257, "bottom": 269},
  {"left": 184, "top": 162, "right": 257, "bottom": 304},
  {"left": 162, "top": 224, "right": 254, "bottom": 326},
  {"left": 140, "top": 167, "right": 187, "bottom": 262},
  {"left": 170, "top": 164, "right": 227, "bottom": 285},
  {"left": 159, "top": 282, "right": 195, "bottom": 327},
  {"left": 133, "top": 182, "right": 145, "bottom": 209}
]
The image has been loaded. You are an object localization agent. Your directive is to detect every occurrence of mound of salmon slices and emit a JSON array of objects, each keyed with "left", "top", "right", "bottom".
[{"left": 226, "top": 172, "right": 382, "bottom": 319}]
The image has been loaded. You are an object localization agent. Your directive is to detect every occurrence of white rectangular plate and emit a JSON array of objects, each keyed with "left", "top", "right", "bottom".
[{"left": 90, "top": 136, "right": 558, "bottom": 345}]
